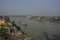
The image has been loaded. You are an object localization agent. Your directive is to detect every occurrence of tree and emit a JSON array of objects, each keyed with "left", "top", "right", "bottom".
[
  {"left": 4, "top": 16, "right": 11, "bottom": 23},
  {"left": 15, "top": 26, "right": 21, "bottom": 31},
  {"left": 12, "top": 21, "right": 16, "bottom": 26},
  {"left": 11, "top": 21, "right": 21, "bottom": 31}
]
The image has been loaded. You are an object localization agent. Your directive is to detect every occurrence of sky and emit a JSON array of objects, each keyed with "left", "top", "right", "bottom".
[{"left": 0, "top": 0, "right": 60, "bottom": 16}]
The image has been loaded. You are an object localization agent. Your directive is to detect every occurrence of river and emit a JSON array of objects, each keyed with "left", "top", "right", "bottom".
[{"left": 9, "top": 16, "right": 60, "bottom": 40}]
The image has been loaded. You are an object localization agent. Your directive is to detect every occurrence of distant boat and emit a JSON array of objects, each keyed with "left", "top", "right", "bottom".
[
  {"left": 23, "top": 21, "right": 28, "bottom": 27},
  {"left": 35, "top": 18, "right": 38, "bottom": 21}
]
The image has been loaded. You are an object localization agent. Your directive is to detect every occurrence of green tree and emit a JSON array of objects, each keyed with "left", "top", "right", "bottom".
[
  {"left": 4, "top": 16, "right": 11, "bottom": 23},
  {"left": 12, "top": 21, "right": 16, "bottom": 26},
  {"left": 15, "top": 26, "right": 21, "bottom": 31},
  {"left": 12, "top": 21, "right": 21, "bottom": 31}
]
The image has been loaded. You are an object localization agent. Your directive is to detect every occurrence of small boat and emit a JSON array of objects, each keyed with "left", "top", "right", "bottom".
[
  {"left": 35, "top": 18, "right": 38, "bottom": 21},
  {"left": 23, "top": 21, "right": 28, "bottom": 27}
]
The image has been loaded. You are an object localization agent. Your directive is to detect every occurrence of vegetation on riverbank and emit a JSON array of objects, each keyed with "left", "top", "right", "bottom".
[{"left": 0, "top": 16, "right": 26, "bottom": 40}]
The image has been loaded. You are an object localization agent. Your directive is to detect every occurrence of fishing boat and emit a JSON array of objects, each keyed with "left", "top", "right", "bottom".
[{"left": 23, "top": 21, "right": 28, "bottom": 27}]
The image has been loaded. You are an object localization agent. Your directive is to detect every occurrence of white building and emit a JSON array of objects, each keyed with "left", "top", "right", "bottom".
[{"left": 27, "top": 16, "right": 32, "bottom": 19}]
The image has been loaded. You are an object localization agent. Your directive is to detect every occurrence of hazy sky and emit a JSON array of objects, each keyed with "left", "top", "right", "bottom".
[{"left": 0, "top": 0, "right": 60, "bottom": 16}]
